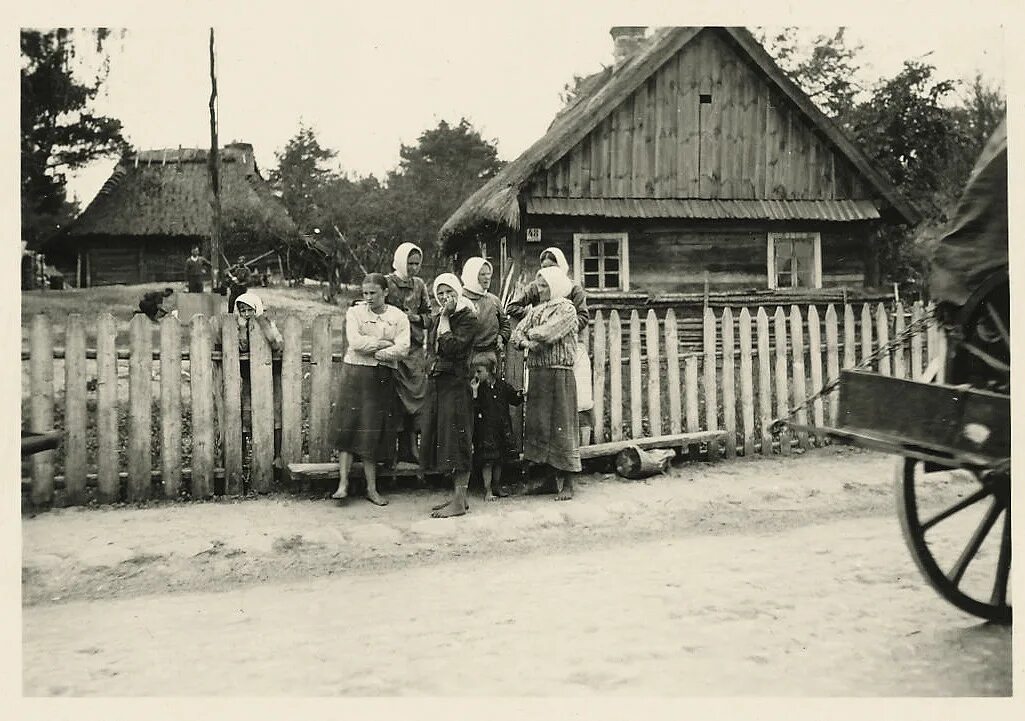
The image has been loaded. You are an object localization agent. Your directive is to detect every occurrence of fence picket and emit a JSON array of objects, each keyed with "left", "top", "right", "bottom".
[
  {"left": 591, "top": 311, "right": 606, "bottom": 442},
  {"left": 911, "top": 301, "right": 924, "bottom": 378},
  {"left": 843, "top": 304, "right": 857, "bottom": 369},
  {"left": 208, "top": 315, "right": 225, "bottom": 467},
  {"left": 160, "top": 315, "right": 183, "bottom": 499},
  {"left": 629, "top": 311, "right": 643, "bottom": 439},
  {"left": 249, "top": 317, "right": 275, "bottom": 492},
  {"left": 220, "top": 319, "right": 243, "bottom": 495},
  {"left": 127, "top": 314, "right": 152, "bottom": 501},
  {"left": 96, "top": 314, "right": 118, "bottom": 503},
  {"left": 63, "top": 314, "right": 88, "bottom": 505},
  {"left": 281, "top": 316, "right": 303, "bottom": 476},
  {"left": 738, "top": 308, "right": 754, "bottom": 456},
  {"left": 789, "top": 306, "right": 810, "bottom": 450},
  {"left": 309, "top": 314, "right": 333, "bottom": 461},
  {"left": 609, "top": 311, "right": 623, "bottom": 441},
  {"left": 825, "top": 305, "right": 840, "bottom": 428},
  {"left": 756, "top": 308, "right": 773, "bottom": 454},
  {"left": 807, "top": 306, "right": 825, "bottom": 444},
  {"left": 29, "top": 315, "right": 55, "bottom": 505},
  {"left": 860, "top": 303, "right": 873, "bottom": 367},
  {"left": 876, "top": 303, "right": 891, "bottom": 376},
  {"left": 664, "top": 310, "right": 682, "bottom": 435},
  {"left": 721, "top": 308, "right": 736, "bottom": 458},
  {"left": 703, "top": 308, "right": 719, "bottom": 460},
  {"left": 645, "top": 310, "right": 662, "bottom": 437},
  {"left": 684, "top": 355, "right": 700, "bottom": 459},
  {"left": 773, "top": 307, "right": 791, "bottom": 456},
  {"left": 893, "top": 301, "right": 906, "bottom": 379},
  {"left": 190, "top": 316, "right": 215, "bottom": 498}
]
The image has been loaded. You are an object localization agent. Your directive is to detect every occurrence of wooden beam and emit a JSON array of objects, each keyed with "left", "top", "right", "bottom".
[{"left": 579, "top": 431, "right": 726, "bottom": 460}]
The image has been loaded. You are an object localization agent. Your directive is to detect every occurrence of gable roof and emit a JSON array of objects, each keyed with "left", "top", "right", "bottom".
[
  {"left": 64, "top": 143, "right": 296, "bottom": 239},
  {"left": 441, "top": 26, "right": 920, "bottom": 251}
]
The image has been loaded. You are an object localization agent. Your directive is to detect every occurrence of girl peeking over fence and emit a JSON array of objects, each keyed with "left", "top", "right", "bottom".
[
  {"left": 235, "top": 292, "right": 285, "bottom": 467},
  {"left": 470, "top": 353, "right": 523, "bottom": 502}
]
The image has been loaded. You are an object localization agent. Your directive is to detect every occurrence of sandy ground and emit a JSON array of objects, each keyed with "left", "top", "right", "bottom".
[{"left": 22, "top": 446, "right": 1013, "bottom": 696}]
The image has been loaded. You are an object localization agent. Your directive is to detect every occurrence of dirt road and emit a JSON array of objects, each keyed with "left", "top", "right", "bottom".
[{"left": 21, "top": 447, "right": 1012, "bottom": 696}]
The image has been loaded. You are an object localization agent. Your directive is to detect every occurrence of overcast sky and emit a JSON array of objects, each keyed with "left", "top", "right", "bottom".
[{"left": 50, "top": 2, "right": 1008, "bottom": 208}]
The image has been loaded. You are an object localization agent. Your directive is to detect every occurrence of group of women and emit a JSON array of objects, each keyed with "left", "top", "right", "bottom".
[{"left": 328, "top": 242, "right": 590, "bottom": 518}]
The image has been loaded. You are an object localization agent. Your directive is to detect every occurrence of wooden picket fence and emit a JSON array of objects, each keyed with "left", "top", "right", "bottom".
[{"left": 21, "top": 301, "right": 943, "bottom": 508}]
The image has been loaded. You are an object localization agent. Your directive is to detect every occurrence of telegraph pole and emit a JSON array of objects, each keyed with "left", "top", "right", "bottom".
[{"left": 208, "top": 28, "right": 223, "bottom": 289}]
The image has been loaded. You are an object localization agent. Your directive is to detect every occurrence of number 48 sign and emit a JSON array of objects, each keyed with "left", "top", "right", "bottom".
[{"left": 526, "top": 227, "right": 542, "bottom": 243}]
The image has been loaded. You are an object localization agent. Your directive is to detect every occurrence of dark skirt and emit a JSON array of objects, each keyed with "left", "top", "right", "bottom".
[
  {"left": 334, "top": 363, "right": 399, "bottom": 463},
  {"left": 420, "top": 372, "right": 473, "bottom": 474},
  {"left": 394, "top": 346, "right": 427, "bottom": 418},
  {"left": 523, "top": 367, "right": 581, "bottom": 472}
]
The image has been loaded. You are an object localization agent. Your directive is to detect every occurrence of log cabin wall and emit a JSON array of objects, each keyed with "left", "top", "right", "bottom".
[
  {"left": 81, "top": 236, "right": 199, "bottom": 286},
  {"left": 527, "top": 28, "right": 871, "bottom": 203}
]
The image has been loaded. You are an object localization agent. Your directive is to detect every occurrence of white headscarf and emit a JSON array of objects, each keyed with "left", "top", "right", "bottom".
[
  {"left": 234, "top": 291, "right": 265, "bottom": 316},
  {"left": 392, "top": 242, "right": 422, "bottom": 280},
  {"left": 460, "top": 257, "right": 492, "bottom": 296},
  {"left": 432, "top": 273, "right": 475, "bottom": 336},
  {"left": 537, "top": 266, "right": 573, "bottom": 302},
  {"left": 540, "top": 247, "right": 570, "bottom": 275}
]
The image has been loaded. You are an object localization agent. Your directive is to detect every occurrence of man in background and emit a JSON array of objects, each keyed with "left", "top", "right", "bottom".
[{"left": 184, "top": 246, "right": 211, "bottom": 293}]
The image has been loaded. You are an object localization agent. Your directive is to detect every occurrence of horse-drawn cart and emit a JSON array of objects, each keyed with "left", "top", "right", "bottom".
[{"left": 782, "top": 119, "right": 1011, "bottom": 623}]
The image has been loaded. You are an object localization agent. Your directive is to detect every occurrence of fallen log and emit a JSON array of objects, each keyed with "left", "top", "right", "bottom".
[
  {"left": 615, "top": 446, "right": 676, "bottom": 479},
  {"left": 578, "top": 431, "right": 726, "bottom": 460}
]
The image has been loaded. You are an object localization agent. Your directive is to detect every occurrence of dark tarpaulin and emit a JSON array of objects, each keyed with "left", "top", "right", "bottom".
[{"left": 930, "top": 118, "right": 1008, "bottom": 307}]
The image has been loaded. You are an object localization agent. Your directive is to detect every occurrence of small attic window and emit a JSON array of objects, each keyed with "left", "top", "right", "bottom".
[{"left": 699, "top": 93, "right": 712, "bottom": 104}]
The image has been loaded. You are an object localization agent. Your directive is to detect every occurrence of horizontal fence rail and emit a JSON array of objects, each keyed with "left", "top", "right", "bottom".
[{"left": 22, "top": 302, "right": 941, "bottom": 508}]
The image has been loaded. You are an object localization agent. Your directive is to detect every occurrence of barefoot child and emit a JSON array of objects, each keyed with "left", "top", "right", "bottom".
[{"left": 470, "top": 355, "right": 524, "bottom": 501}]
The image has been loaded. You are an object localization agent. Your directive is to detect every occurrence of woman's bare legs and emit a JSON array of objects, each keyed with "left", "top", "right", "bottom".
[
  {"left": 431, "top": 471, "right": 470, "bottom": 517},
  {"left": 332, "top": 452, "right": 352, "bottom": 499},
  {"left": 364, "top": 461, "right": 388, "bottom": 506}
]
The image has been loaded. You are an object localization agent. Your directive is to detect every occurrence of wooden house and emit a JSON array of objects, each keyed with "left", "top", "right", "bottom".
[
  {"left": 51, "top": 143, "right": 296, "bottom": 287},
  {"left": 440, "top": 27, "right": 920, "bottom": 310}
]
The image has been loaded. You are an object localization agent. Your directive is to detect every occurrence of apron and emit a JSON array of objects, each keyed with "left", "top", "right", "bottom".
[{"left": 573, "top": 340, "right": 593, "bottom": 413}]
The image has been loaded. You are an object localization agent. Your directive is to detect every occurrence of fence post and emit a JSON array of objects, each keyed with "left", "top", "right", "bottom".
[
  {"left": 160, "top": 315, "right": 183, "bottom": 499},
  {"left": 609, "top": 311, "right": 623, "bottom": 442},
  {"left": 645, "top": 310, "right": 662, "bottom": 437},
  {"left": 190, "top": 316, "right": 215, "bottom": 498},
  {"left": 789, "top": 306, "right": 811, "bottom": 450},
  {"left": 684, "top": 355, "right": 700, "bottom": 459},
  {"left": 664, "top": 309, "right": 682, "bottom": 435},
  {"left": 721, "top": 308, "right": 736, "bottom": 459},
  {"left": 773, "top": 307, "right": 791, "bottom": 456},
  {"left": 29, "top": 314, "right": 55, "bottom": 506},
  {"left": 893, "top": 301, "right": 907, "bottom": 379},
  {"left": 860, "top": 303, "right": 873, "bottom": 367},
  {"left": 96, "top": 313, "right": 119, "bottom": 503},
  {"left": 756, "top": 308, "right": 772, "bottom": 455},
  {"left": 843, "top": 303, "right": 857, "bottom": 370},
  {"left": 127, "top": 314, "right": 152, "bottom": 502},
  {"left": 591, "top": 311, "right": 606, "bottom": 444},
  {"left": 703, "top": 307, "right": 719, "bottom": 461},
  {"left": 220, "top": 319, "right": 243, "bottom": 495},
  {"left": 309, "top": 314, "right": 333, "bottom": 461},
  {"left": 737, "top": 308, "right": 754, "bottom": 457},
  {"left": 64, "top": 314, "right": 88, "bottom": 505},
  {"left": 249, "top": 317, "right": 275, "bottom": 492},
  {"left": 807, "top": 305, "right": 825, "bottom": 444},
  {"left": 825, "top": 305, "right": 840, "bottom": 428},
  {"left": 629, "top": 310, "right": 643, "bottom": 439},
  {"left": 280, "top": 315, "right": 303, "bottom": 481},
  {"left": 911, "top": 301, "right": 924, "bottom": 378},
  {"left": 875, "top": 303, "right": 891, "bottom": 376}
]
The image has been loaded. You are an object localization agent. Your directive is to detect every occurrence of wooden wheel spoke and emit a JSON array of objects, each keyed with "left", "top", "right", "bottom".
[
  {"left": 961, "top": 341, "right": 1010, "bottom": 373},
  {"left": 985, "top": 302, "right": 1011, "bottom": 350},
  {"left": 921, "top": 486, "right": 993, "bottom": 532},
  {"left": 990, "top": 510, "right": 1011, "bottom": 607},
  {"left": 948, "top": 498, "right": 1003, "bottom": 587}
]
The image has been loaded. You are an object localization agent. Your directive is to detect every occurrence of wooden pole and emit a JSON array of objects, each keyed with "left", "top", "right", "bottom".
[{"left": 208, "top": 28, "right": 222, "bottom": 288}]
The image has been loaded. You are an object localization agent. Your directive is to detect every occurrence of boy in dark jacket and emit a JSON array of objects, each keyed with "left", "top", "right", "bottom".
[{"left": 470, "top": 354, "right": 524, "bottom": 501}]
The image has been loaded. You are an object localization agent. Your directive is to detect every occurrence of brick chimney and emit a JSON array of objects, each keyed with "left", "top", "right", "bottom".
[{"left": 610, "top": 26, "right": 646, "bottom": 68}]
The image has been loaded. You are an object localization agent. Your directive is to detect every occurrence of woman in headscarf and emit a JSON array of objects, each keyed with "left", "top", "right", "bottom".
[
  {"left": 235, "top": 292, "right": 285, "bottom": 468},
  {"left": 510, "top": 266, "right": 581, "bottom": 500},
  {"left": 421, "top": 273, "right": 478, "bottom": 518},
  {"left": 460, "top": 256, "right": 511, "bottom": 368},
  {"left": 507, "top": 246, "right": 593, "bottom": 443},
  {"left": 332, "top": 273, "right": 410, "bottom": 506},
  {"left": 386, "top": 242, "right": 431, "bottom": 464}
]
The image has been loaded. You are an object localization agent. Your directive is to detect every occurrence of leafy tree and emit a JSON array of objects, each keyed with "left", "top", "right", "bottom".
[
  {"left": 21, "top": 28, "right": 129, "bottom": 247},
  {"left": 266, "top": 123, "right": 338, "bottom": 234}
]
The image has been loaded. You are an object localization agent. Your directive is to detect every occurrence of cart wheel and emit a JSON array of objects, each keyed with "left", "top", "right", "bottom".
[{"left": 896, "top": 458, "right": 1011, "bottom": 623}]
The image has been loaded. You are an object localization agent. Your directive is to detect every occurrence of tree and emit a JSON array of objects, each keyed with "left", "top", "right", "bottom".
[
  {"left": 266, "top": 123, "right": 339, "bottom": 234},
  {"left": 21, "top": 28, "right": 129, "bottom": 247}
]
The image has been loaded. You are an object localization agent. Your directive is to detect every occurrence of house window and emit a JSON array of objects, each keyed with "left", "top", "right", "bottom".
[
  {"left": 573, "top": 233, "right": 630, "bottom": 291},
  {"left": 767, "top": 232, "right": 822, "bottom": 289}
]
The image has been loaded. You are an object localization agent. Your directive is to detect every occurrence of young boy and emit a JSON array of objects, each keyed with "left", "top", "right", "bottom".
[{"left": 469, "top": 356, "right": 524, "bottom": 501}]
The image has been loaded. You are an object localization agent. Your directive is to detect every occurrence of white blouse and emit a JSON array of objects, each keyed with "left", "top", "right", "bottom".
[{"left": 343, "top": 302, "right": 411, "bottom": 368}]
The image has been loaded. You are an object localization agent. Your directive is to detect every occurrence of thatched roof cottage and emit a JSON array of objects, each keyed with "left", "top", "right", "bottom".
[
  {"left": 440, "top": 26, "right": 919, "bottom": 309},
  {"left": 51, "top": 142, "right": 296, "bottom": 287}
]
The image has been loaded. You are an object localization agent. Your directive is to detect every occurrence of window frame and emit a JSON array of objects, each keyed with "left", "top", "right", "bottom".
[
  {"left": 572, "top": 232, "right": 630, "bottom": 292},
  {"left": 766, "top": 232, "right": 822, "bottom": 290}
]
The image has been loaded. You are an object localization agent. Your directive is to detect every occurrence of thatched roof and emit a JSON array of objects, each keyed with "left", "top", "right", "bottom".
[
  {"left": 65, "top": 143, "right": 296, "bottom": 239},
  {"left": 440, "top": 27, "right": 920, "bottom": 252}
]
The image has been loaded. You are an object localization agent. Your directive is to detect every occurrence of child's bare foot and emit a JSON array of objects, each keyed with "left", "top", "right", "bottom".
[
  {"left": 366, "top": 492, "right": 388, "bottom": 506},
  {"left": 330, "top": 488, "right": 347, "bottom": 500},
  {"left": 484, "top": 492, "right": 497, "bottom": 502},
  {"left": 555, "top": 475, "right": 573, "bottom": 501},
  {"left": 431, "top": 499, "right": 467, "bottom": 518},
  {"left": 432, "top": 498, "right": 469, "bottom": 511}
]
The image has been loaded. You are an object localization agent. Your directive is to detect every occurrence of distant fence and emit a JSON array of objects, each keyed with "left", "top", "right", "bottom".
[{"left": 22, "top": 301, "right": 943, "bottom": 508}]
